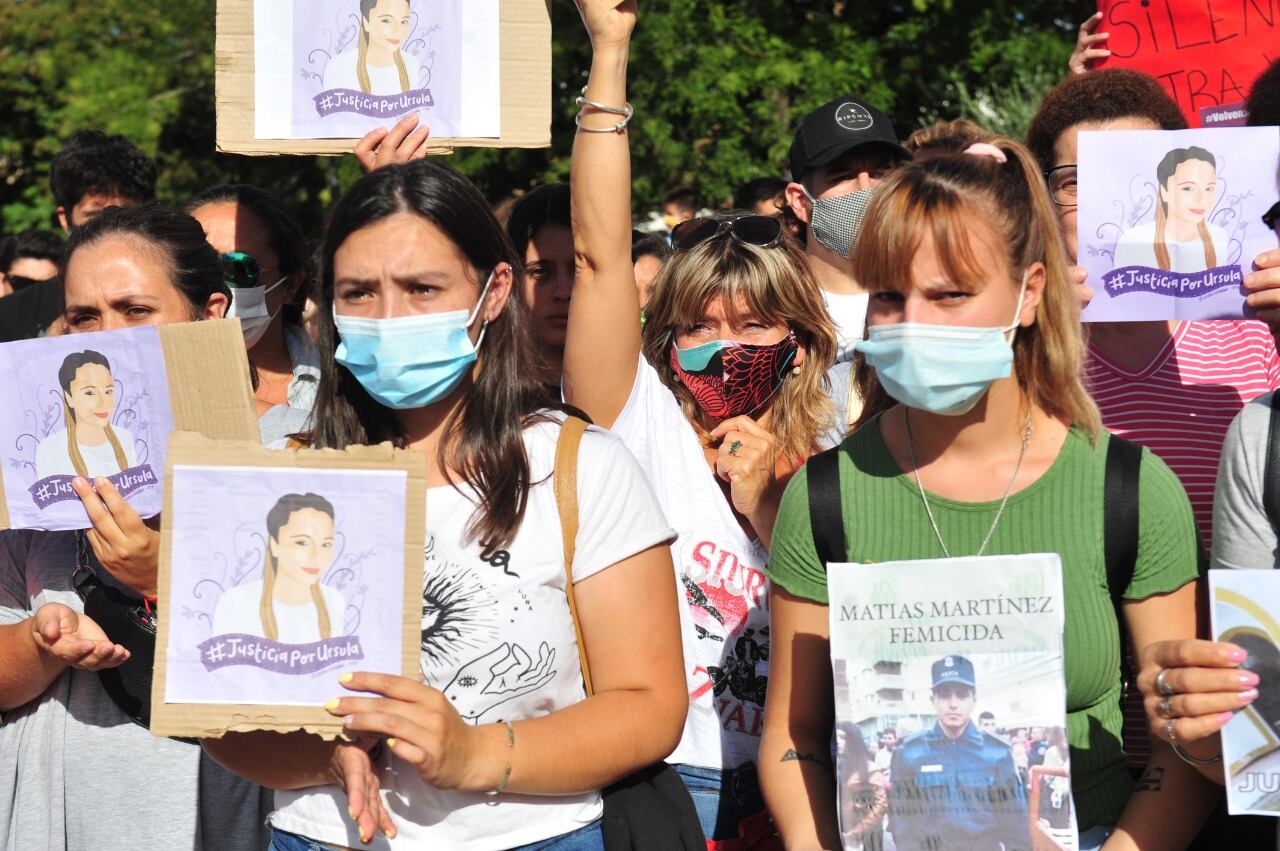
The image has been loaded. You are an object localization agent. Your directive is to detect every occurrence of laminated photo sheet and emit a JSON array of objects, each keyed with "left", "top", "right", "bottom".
[
  {"left": 1077, "top": 126, "right": 1280, "bottom": 322},
  {"left": 1210, "top": 570, "right": 1280, "bottom": 817},
  {"left": 827, "top": 554, "right": 1078, "bottom": 851},
  {"left": 0, "top": 320, "right": 257, "bottom": 531},
  {"left": 253, "top": 0, "right": 500, "bottom": 140},
  {"left": 151, "top": 432, "right": 426, "bottom": 739}
]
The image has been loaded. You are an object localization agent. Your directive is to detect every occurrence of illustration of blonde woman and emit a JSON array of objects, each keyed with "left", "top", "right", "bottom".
[
  {"left": 1114, "top": 145, "right": 1231, "bottom": 273},
  {"left": 322, "top": 0, "right": 421, "bottom": 95},
  {"left": 213, "top": 493, "right": 347, "bottom": 644},
  {"left": 35, "top": 350, "right": 138, "bottom": 480}
]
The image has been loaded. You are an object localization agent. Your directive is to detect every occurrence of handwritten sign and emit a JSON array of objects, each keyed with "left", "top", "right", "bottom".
[{"left": 1098, "top": 0, "right": 1278, "bottom": 127}]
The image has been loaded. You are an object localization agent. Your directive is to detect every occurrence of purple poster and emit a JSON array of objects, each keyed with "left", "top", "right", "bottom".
[
  {"left": 1078, "top": 127, "right": 1280, "bottom": 322},
  {"left": 162, "top": 465, "right": 408, "bottom": 705},
  {"left": 253, "top": 0, "right": 500, "bottom": 140},
  {"left": 0, "top": 326, "right": 172, "bottom": 530}
]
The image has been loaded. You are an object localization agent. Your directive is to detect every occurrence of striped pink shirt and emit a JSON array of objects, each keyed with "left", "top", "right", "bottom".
[{"left": 1086, "top": 320, "right": 1280, "bottom": 548}]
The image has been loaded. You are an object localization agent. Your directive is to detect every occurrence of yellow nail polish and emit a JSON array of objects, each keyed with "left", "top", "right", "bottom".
[
  {"left": 324, "top": 698, "right": 340, "bottom": 711},
  {"left": 347, "top": 806, "right": 355, "bottom": 820},
  {"left": 386, "top": 738, "right": 397, "bottom": 749},
  {"left": 338, "top": 672, "right": 354, "bottom": 684}
]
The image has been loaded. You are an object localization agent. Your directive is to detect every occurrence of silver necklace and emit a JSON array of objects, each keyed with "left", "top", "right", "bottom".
[{"left": 904, "top": 410, "right": 1034, "bottom": 558}]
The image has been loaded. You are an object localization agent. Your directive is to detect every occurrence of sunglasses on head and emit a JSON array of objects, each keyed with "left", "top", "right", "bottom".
[
  {"left": 671, "top": 215, "right": 782, "bottom": 252},
  {"left": 219, "top": 251, "right": 264, "bottom": 289}
]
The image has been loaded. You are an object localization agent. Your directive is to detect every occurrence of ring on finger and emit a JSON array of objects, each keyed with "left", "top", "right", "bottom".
[
  {"left": 1165, "top": 718, "right": 1177, "bottom": 743},
  {"left": 1155, "top": 668, "right": 1176, "bottom": 697},
  {"left": 1158, "top": 697, "right": 1175, "bottom": 718},
  {"left": 728, "top": 440, "right": 743, "bottom": 457}
]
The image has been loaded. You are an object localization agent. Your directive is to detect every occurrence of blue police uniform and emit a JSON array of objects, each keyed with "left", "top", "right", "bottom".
[{"left": 887, "top": 657, "right": 1029, "bottom": 851}]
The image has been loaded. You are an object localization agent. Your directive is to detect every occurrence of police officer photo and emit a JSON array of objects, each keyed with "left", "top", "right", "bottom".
[{"left": 888, "top": 655, "right": 1030, "bottom": 851}]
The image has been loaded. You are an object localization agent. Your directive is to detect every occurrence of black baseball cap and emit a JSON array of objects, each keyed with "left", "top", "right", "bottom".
[{"left": 789, "top": 98, "right": 912, "bottom": 181}]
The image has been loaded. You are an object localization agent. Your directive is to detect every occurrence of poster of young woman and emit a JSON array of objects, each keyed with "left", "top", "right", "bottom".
[
  {"left": 827, "top": 554, "right": 1076, "bottom": 851},
  {"left": 151, "top": 433, "right": 426, "bottom": 738},
  {"left": 1076, "top": 126, "right": 1280, "bottom": 322},
  {"left": 252, "top": 0, "right": 500, "bottom": 141},
  {"left": 0, "top": 326, "right": 173, "bottom": 531},
  {"left": 1210, "top": 570, "right": 1280, "bottom": 817}
]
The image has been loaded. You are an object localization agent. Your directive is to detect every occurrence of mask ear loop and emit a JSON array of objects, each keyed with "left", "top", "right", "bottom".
[
  {"left": 1002, "top": 269, "right": 1031, "bottom": 342},
  {"left": 468, "top": 270, "right": 498, "bottom": 351}
]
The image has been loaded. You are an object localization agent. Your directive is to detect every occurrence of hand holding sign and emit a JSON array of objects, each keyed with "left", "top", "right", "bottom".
[
  {"left": 354, "top": 114, "right": 433, "bottom": 173},
  {"left": 1069, "top": 12, "right": 1111, "bottom": 75},
  {"left": 1243, "top": 249, "right": 1280, "bottom": 334},
  {"left": 73, "top": 475, "right": 161, "bottom": 599}
]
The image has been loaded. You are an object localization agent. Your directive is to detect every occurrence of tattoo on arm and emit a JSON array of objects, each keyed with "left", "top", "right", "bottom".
[
  {"left": 781, "top": 748, "right": 827, "bottom": 766},
  {"left": 1135, "top": 766, "right": 1164, "bottom": 792}
]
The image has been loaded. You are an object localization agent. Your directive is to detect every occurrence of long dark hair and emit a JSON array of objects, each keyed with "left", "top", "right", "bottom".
[
  {"left": 261, "top": 493, "right": 336, "bottom": 641},
  {"left": 61, "top": 203, "right": 229, "bottom": 317},
  {"left": 1154, "top": 146, "right": 1218, "bottom": 271},
  {"left": 310, "top": 160, "right": 557, "bottom": 556},
  {"left": 185, "top": 184, "right": 309, "bottom": 324}
]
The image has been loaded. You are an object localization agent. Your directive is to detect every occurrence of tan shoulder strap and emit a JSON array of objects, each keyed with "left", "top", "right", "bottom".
[{"left": 554, "top": 416, "right": 593, "bottom": 697}]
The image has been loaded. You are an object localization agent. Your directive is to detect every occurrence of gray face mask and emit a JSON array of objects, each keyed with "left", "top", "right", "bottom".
[{"left": 801, "top": 185, "right": 877, "bottom": 260}]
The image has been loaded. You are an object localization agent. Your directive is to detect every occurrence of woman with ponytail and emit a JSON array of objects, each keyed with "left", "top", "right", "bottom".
[
  {"left": 212, "top": 493, "right": 345, "bottom": 644},
  {"left": 322, "top": 0, "right": 418, "bottom": 96},
  {"left": 762, "top": 139, "right": 1205, "bottom": 851},
  {"left": 1114, "top": 146, "right": 1230, "bottom": 273},
  {"left": 36, "top": 350, "right": 136, "bottom": 480}
]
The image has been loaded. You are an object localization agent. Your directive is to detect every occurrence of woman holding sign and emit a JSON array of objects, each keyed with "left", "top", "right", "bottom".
[{"left": 760, "top": 140, "right": 1208, "bottom": 851}]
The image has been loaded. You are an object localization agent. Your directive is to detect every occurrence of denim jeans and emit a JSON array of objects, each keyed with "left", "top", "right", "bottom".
[
  {"left": 1078, "top": 824, "right": 1115, "bottom": 851},
  {"left": 269, "top": 821, "right": 604, "bottom": 851},
  {"left": 673, "top": 762, "right": 768, "bottom": 844}
]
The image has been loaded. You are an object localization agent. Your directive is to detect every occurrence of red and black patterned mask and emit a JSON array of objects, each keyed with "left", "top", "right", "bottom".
[{"left": 670, "top": 334, "right": 799, "bottom": 420}]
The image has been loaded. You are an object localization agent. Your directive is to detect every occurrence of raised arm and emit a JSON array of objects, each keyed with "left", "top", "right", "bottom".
[{"left": 563, "top": 0, "right": 642, "bottom": 429}]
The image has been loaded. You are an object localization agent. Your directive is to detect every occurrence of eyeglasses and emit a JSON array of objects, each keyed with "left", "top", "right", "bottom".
[
  {"left": 1043, "top": 165, "right": 1078, "bottom": 208},
  {"left": 671, "top": 215, "right": 783, "bottom": 252},
  {"left": 1264, "top": 201, "right": 1280, "bottom": 231},
  {"left": 220, "top": 251, "right": 269, "bottom": 289}
]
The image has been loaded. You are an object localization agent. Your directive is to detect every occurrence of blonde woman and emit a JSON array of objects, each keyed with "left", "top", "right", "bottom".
[
  {"left": 564, "top": 2, "right": 836, "bottom": 840},
  {"left": 36, "top": 349, "right": 137, "bottom": 480},
  {"left": 322, "top": 0, "right": 418, "bottom": 95},
  {"left": 762, "top": 139, "right": 1208, "bottom": 851},
  {"left": 212, "top": 493, "right": 344, "bottom": 644}
]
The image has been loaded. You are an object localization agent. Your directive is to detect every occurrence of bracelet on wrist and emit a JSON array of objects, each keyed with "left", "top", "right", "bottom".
[
  {"left": 575, "top": 86, "right": 633, "bottom": 134},
  {"left": 484, "top": 720, "right": 515, "bottom": 797},
  {"left": 1171, "top": 741, "right": 1223, "bottom": 766}
]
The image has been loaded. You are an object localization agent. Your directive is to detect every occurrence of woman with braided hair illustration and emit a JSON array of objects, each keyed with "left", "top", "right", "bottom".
[
  {"left": 213, "top": 493, "right": 347, "bottom": 645},
  {"left": 35, "top": 350, "right": 137, "bottom": 480},
  {"left": 1114, "top": 146, "right": 1231, "bottom": 273},
  {"left": 322, "top": 0, "right": 422, "bottom": 96}
]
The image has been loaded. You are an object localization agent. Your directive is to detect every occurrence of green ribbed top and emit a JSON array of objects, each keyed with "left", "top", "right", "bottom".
[{"left": 768, "top": 420, "right": 1200, "bottom": 831}]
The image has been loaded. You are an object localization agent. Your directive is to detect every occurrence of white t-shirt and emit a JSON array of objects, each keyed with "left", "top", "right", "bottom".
[
  {"left": 35, "top": 425, "right": 138, "bottom": 479},
  {"left": 271, "top": 414, "right": 676, "bottom": 850},
  {"left": 212, "top": 579, "right": 348, "bottom": 645},
  {"left": 610, "top": 357, "right": 770, "bottom": 771},
  {"left": 1113, "top": 221, "right": 1231, "bottom": 273},
  {"left": 322, "top": 49, "right": 422, "bottom": 94},
  {"left": 823, "top": 291, "right": 869, "bottom": 364}
]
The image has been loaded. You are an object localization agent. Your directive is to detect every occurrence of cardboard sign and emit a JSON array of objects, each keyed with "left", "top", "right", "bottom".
[
  {"left": 1209, "top": 570, "right": 1280, "bottom": 817},
  {"left": 215, "top": 0, "right": 550, "bottom": 156},
  {"left": 151, "top": 432, "right": 426, "bottom": 739},
  {"left": 1097, "top": 0, "right": 1278, "bottom": 127},
  {"left": 1077, "top": 126, "right": 1280, "bottom": 322},
  {"left": 0, "top": 320, "right": 257, "bottom": 530},
  {"left": 827, "top": 554, "right": 1077, "bottom": 851}
]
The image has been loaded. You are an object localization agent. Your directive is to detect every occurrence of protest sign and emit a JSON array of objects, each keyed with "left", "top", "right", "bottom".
[
  {"left": 151, "top": 432, "right": 426, "bottom": 739},
  {"left": 1210, "top": 570, "right": 1280, "bottom": 817},
  {"left": 827, "top": 554, "right": 1078, "bottom": 851},
  {"left": 1097, "top": 0, "right": 1278, "bottom": 127},
  {"left": 215, "top": 0, "right": 550, "bottom": 156},
  {"left": 0, "top": 320, "right": 257, "bottom": 531},
  {"left": 1077, "top": 126, "right": 1280, "bottom": 322}
]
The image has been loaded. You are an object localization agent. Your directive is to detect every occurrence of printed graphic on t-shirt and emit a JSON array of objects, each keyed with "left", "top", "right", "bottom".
[{"left": 419, "top": 536, "right": 499, "bottom": 675}]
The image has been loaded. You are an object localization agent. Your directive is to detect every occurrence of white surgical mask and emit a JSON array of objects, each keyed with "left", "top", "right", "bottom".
[{"left": 228, "top": 276, "right": 288, "bottom": 348}]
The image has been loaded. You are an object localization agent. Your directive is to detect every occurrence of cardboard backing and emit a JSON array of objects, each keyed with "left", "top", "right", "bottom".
[
  {"left": 0, "top": 319, "right": 259, "bottom": 530},
  {"left": 215, "top": 0, "right": 551, "bottom": 156},
  {"left": 150, "top": 432, "right": 426, "bottom": 739}
]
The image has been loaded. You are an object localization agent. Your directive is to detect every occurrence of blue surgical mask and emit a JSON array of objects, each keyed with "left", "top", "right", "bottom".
[
  {"left": 333, "top": 273, "right": 493, "bottom": 410},
  {"left": 856, "top": 275, "right": 1027, "bottom": 416}
]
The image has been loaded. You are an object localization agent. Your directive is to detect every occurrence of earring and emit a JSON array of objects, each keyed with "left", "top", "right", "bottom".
[{"left": 792, "top": 365, "right": 801, "bottom": 375}]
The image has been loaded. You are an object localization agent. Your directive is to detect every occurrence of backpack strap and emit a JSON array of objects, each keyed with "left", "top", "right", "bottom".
[
  {"left": 554, "top": 416, "right": 594, "bottom": 697},
  {"left": 807, "top": 447, "right": 847, "bottom": 567},
  {"left": 1264, "top": 393, "right": 1280, "bottom": 530},
  {"left": 1104, "top": 436, "right": 1143, "bottom": 610}
]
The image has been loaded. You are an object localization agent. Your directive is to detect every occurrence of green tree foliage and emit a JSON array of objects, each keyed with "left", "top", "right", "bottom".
[{"left": 0, "top": 0, "right": 1086, "bottom": 234}]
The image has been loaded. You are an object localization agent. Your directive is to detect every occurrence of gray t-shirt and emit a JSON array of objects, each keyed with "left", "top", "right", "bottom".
[
  {"left": 1212, "top": 392, "right": 1280, "bottom": 570},
  {"left": 0, "top": 530, "right": 271, "bottom": 851}
]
